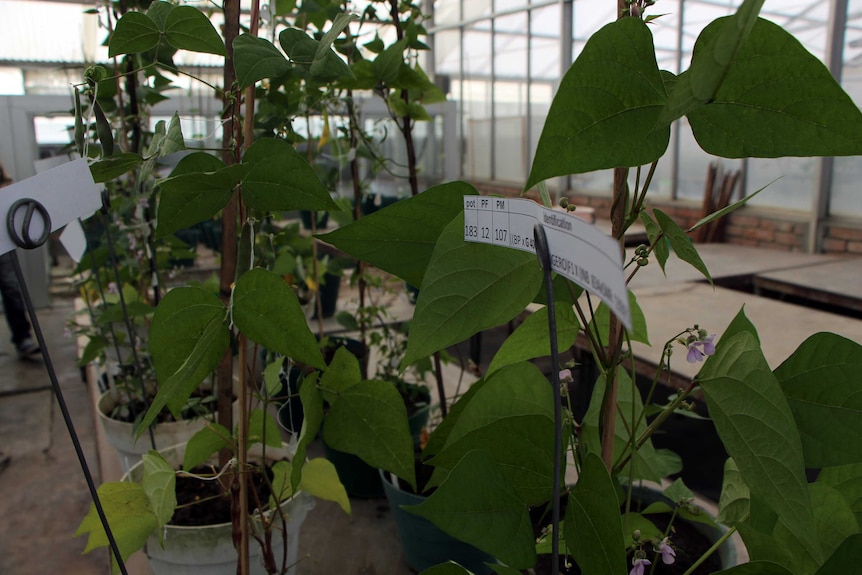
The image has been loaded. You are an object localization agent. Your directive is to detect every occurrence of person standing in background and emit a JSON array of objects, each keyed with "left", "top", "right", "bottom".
[{"left": 0, "top": 163, "right": 40, "bottom": 359}]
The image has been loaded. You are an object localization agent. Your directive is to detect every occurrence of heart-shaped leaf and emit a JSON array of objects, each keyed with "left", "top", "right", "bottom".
[
  {"left": 486, "top": 305, "right": 579, "bottom": 376},
  {"left": 164, "top": 5, "right": 227, "bottom": 56},
  {"left": 427, "top": 362, "right": 556, "bottom": 504},
  {"left": 323, "top": 379, "right": 416, "bottom": 489},
  {"left": 774, "top": 333, "right": 862, "bottom": 468},
  {"left": 403, "top": 215, "right": 542, "bottom": 366},
  {"left": 144, "top": 287, "right": 229, "bottom": 430},
  {"left": 527, "top": 17, "right": 669, "bottom": 187},
  {"left": 234, "top": 34, "right": 291, "bottom": 90},
  {"left": 687, "top": 18, "right": 862, "bottom": 158},
  {"left": 406, "top": 450, "right": 535, "bottom": 569},
  {"left": 700, "top": 331, "right": 820, "bottom": 563},
  {"left": 109, "top": 11, "right": 160, "bottom": 57},
  {"left": 565, "top": 453, "right": 628, "bottom": 575},
  {"left": 241, "top": 138, "right": 338, "bottom": 212},
  {"left": 232, "top": 268, "right": 325, "bottom": 370},
  {"left": 317, "top": 181, "right": 474, "bottom": 288}
]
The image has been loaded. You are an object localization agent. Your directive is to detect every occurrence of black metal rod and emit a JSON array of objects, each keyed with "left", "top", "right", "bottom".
[
  {"left": 533, "top": 223, "right": 563, "bottom": 575},
  {"left": 8, "top": 250, "right": 130, "bottom": 575}
]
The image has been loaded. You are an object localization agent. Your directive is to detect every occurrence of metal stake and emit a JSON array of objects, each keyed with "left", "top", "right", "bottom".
[
  {"left": 533, "top": 223, "right": 564, "bottom": 575},
  {"left": 6, "top": 197, "right": 129, "bottom": 575}
]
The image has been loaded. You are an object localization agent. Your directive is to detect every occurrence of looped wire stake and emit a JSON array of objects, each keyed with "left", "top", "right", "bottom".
[
  {"left": 533, "top": 223, "right": 564, "bottom": 575},
  {"left": 6, "top": 197, "right": 129, "bottom": 575},
  {"left": 7, "top": 198, "right": 51, "bottom": 249}
]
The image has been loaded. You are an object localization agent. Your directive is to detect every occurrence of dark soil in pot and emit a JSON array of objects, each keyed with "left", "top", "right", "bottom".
[{"left": 171, "top": 463, "right": 274, "bottom": 527}]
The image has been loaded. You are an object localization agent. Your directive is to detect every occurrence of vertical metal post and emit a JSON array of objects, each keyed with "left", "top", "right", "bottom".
[{"left": 533, "top": 223, "right": 563, "bottom": 575}]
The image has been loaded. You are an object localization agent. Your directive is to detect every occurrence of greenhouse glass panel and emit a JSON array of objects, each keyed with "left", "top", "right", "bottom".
[
  {"left": 530, "top": 4, "right": 560, "bottom": 82},
  {"left": 434, "top": 29, "right": 461, "bottom": 76},
  {"left": 465, "top": 0, "right": 492, "bottom": 21},
  {"left": 433, "top": 0, "right": 460, "bottom": 25}
]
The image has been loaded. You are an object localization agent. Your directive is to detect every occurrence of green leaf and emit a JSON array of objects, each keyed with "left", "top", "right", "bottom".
[
  {"left": 688, "top": 18, "right": 862, "bottom": 158},
  {"left": 486, "top": 305, "right": 579, "bottom": 376},
  {"left": 241, "top": 138, "right": 338, "bottom": 212},
  {"left": 774, "top": 333, "right": 862, "bottom": 468},
  {"left": 146, "top": 1, "right": 173, "bottom": 32},
  {"left": 422, "top": 378, "right": 489, "bottom": 461},
  {"left": 565, "top": 453, "right": 628, "bottom": 575},
  {"left": 583, "top": 369, "right": 681, "bottom": 483},
  {"left": 807, "top": 483, "right": 860, "bottom": 563},
  {"left": 815, "top": 534, "right": 862, "bottom": 575},
  {"left": 299, "top": 458, "right": 351, "bottom": 514},
  {"left": 589, "top": 290, "right": 650, "bottom": 346},
  {"left": 75, "top": 482, "right": 157, "bottom": 571},
  {"left": 654, "top": 209, "right": 712, "bottom": 285},
  {"left": 233, "top": 34, "right": 291, "bottom": 90},
  {"left": 164, "top": 5, "right": 227, "bottom": 56},
  {"left": 279, "top": 28, "right": 352, "bottom": 81},
  {"left": 640, "top": 211, "right": 669, "bottom": 273},
  {"left": 232, "top": 268, "right": 325, "bottom": 370},
  {"left": 92, "top": 99, "right": 114, "bottom": 157},
  {"left": 323, "top": 379, "right": 416, "bottom": 489},
  {"left": 817, "top": 464, "right": 862, "bottom": 529},
  {"left": 526, "top": 18, "right": 669, "bottom": 188},
  {"left": 427, "top": 362, "right": 556, "bottom": 504},
  {"left": 718, "top": 457, "right": 750, "bottom": 525},
  {"left": 183, "top": 423, "right": 233, "bottom": 471},
  {"left": 316, "top": 13, "right": 357, "bottom": 61},
  {"left": 89, "top": 153, "right": 144, "bottom": 183},
  {"left": 699, "top": 331, "right": 821, "bottom": 563},
  {"left": 318, "top": 181, "right": 474, "bottom": 288},
  {"left": 270, "top": 460, "right": 293, "bottom": 507},
  {"left": 374, "top": 39, "right": 407, "bottom": 84},
  {"left": 407, "top": 450, "right": 535, "bottom": 569},
  {"left": 663, "top": 477, "right": 694, "bottom": 503},
  {"left": 662, "top": 0, "right": 765, "bottom": 123},
  {"left": 248, "top": 409, "right": 283, "bottom": 449},
  {"left": 156, "top": 154, "right": 242, "bottom": 238},
  {"left": 146, "top": 287, "right": 229, "bottom": 427},
  {"left": 109, "top": 11, "right": 160, "bottom": 57},
  {"left": 292, "top": 372, "right": 323, "bottom": 492},
  {"left": 73, "top": 88, "right": 84, "bottom": 157},
  {"left": 141, "top": 450, "right": 177, "bottom": 529},
  {"left": 319, "top": 345, "right": 363, "bottom": 405},
  {"left": 688, "top": 181, "right": 769, "bottom": 234},
  {"left": 161, "top": 113, "right": 185, "bottom": 157},
  {"left": 403, "top": 216, "right": 542, "bottom": 366}
]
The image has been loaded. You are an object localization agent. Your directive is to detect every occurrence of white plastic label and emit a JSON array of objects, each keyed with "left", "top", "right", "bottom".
[
  {"left": 0, "top": 158, "right": 102, "bottom": 256},
  {"left": 464, "top": 196, "right": 631, "bottom": 329}
]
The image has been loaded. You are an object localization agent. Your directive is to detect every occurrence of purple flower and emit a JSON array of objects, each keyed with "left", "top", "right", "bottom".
[
  {"left": 559, "top": 369, "right": 573, "bottom": 382},
  {"left": 658, "top": 537, "right": 676, "bottom": 565},
  {"left": 685, "top": 334, "right": 716, "bottom": 363},
  {"left": 630, "top": 557, "right": 651, "bottom": 575},
  {"left": 107, "top": 282, "right": 118, "bottom": 295}
]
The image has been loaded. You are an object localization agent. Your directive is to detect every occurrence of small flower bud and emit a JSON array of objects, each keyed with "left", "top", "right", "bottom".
[{"left": 560, "top": 197, "right": 569, "bottom": 208}]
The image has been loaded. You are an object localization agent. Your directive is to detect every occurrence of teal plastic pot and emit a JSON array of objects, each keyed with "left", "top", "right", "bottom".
[{"left": 380, "top": 470, "right": 496, "bottom": 574}]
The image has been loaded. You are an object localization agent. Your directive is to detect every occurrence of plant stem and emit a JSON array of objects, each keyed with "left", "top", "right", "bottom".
[{"left": 680, "top": 519, "right": 744, "bottom": 575}]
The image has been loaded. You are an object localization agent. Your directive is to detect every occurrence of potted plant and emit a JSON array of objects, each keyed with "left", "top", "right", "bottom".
[
  {"left": 317, "top": 0, "right": 862, "bottom": 573},
  {"left": 73, "top": 2, "right": 423, "bottom": 574}
]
